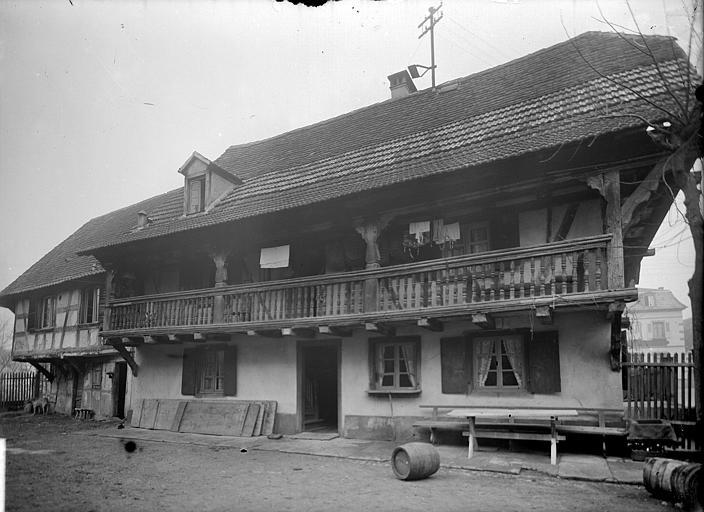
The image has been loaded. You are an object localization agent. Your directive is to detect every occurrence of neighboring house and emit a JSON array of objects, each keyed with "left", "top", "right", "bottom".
[
  {"left": 683, "top": 317, "right": 693, "bottom": 351},
  {"left": 0, "top": 32, "right": 694, "bottom": 439},
  {"left": 0, "top": 193, "right": 171, "bottom": 418},
  {"left": 626, "top": 288, "right": 688, "bottom": 353}
]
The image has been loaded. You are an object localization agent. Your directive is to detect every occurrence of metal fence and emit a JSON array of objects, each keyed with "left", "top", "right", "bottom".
[
  {"left": 624, "top": 351, "right": 696, "bottom": 449},
  {"left": 0, "top": 371, "right": 51, "bottom": 410}
]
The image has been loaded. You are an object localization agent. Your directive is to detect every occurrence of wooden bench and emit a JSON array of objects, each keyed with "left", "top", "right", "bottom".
[{"left": 415, "top": 405, "right": 627, "bottom": 464}]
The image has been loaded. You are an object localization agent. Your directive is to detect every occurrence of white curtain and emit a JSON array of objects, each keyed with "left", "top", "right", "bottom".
[
  {"left": 502, "top": 337, "right": 523, "bottom": 387},
  {"left": 375, "top": 346, "right": 385, "bottom": 387},
  {"left": 401, "top": 343, "right": 417, "bottom": 387},
  {"left": 477, "top": 339, "right": 495, "bottom": 387}
]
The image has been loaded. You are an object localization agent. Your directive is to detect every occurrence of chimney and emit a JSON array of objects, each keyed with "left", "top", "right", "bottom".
[
  {"left": 137, "top": 210, "right": 150, "bottom": 229},
  {"left": 387, "top": 70, "right": 417, "bottom": 99}
]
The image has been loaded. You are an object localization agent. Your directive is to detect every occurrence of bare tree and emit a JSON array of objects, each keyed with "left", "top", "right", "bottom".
[
  {"left": 0, "top": 307, "right": 17, "bottom": 373},
  {"left": 566, "top": 1, "right": 703, "bottom": 443}
]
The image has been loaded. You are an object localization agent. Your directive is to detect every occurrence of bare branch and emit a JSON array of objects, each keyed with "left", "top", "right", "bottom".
[{"left": 625, "top": 0, "right": 689, "bottom": 120}]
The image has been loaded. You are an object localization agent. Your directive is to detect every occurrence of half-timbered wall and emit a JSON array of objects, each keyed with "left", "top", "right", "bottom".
[{"left": 12, "top": 285, "right": 105, "bottom": 357}]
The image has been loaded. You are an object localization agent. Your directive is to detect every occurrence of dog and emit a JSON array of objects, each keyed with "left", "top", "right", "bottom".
[{"left": 32, "top": 396, "right": 50, "bottom": 415}]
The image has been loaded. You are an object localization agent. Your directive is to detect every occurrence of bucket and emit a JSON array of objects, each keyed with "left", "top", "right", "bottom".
[
  {"left": 670, "top": 463, "right": 702, "bottom": 508},
  {"left": 391, "top": 442, "right": 440, "bottom": 481},
  {"left": 643, "top": 458, "right": 687, "bottom": 499}
]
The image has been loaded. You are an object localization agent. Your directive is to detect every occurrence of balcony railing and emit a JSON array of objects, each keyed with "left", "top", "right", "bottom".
[{"left": 106, "top": 235, "right": 613, "bottom": 332}]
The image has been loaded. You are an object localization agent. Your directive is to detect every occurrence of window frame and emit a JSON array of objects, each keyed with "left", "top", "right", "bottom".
[
  {"left": 91, "top": 362, "right": 102, "bottom": 389},
  {"left": 652, "top": 321, "right": 666, "bottom": 339},
  {"left": 79, "top": 287, "right": 101, "bottom": 325},
  {"left": 187, "top": 176, "right": 206, "bottom": 214},
  {"left": 467, "top": 221, "right": 490, "bottom": 254},
  {"left": 39, "top": 295, "right": 56, "bottom": 329},
  {"left": 473, "top": 334, "right": 526, "bottom": 392},
  {"left": 198, "top": 349, "right": 226, "bottom": 396},
  {"left": 182, "top": 344, "right": 237, "bottom": 397},
  {"left": 368, "top": 336, "right": 421, "bottom": 395}
]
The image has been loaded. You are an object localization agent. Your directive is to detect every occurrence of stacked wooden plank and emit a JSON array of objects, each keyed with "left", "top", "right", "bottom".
[{"left": 129, "top": 399, "right": 277, "bottom": 437}]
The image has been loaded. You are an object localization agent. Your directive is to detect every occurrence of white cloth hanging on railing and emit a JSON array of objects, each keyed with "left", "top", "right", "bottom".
[
  {"left": 259, "top": 245, "right": 290, "bottom": 269},
  {"left": 409, "top": 221, "right": 430, "bottom": 244}
]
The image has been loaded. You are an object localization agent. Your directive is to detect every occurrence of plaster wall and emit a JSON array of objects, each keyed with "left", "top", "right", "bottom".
[
  {"left": 130, "top": 337, "right": 298, "bottom": 415},
  {"left": 340, "top": 310, "right": 619, "bottom": 422},
  {"left": 518, "top": 200, "right": 603, "bottom": 247}
]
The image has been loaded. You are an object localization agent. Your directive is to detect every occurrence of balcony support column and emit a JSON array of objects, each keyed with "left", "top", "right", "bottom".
[
  {"left": 356, "top": 217, "right": 391, "bottom": 312},
  {"left": 210, "top": 250, "right": 230, "bottom": 324},
  {"left": 103, "top": 269, "right": 115, "bottom": 332},
  {"left": 588, "top": 170, "right": 624, "bottom": 289}
]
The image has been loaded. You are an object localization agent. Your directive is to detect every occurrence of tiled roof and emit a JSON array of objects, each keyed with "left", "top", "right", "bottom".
[
  {"left": 81, "top": 31, "right": 691, "bottom": 250},
  {"left": 1, "top": 31, "right": 693, "bottom": 298},
  {"left": 0, "top": 190, "right": 182, "bottom": 299},
  {"left": 628, "top": 287, "right": 688, "bottom": 311}
]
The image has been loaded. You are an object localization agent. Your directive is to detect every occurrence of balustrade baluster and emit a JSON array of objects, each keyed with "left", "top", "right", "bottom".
[{"left": 595, "top": 248, "right": 603, "bottom": 290}]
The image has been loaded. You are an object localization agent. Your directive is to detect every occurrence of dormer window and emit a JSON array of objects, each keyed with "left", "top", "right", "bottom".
[
  {"left": 187, "top": 176, "right": 206, "bottom": 214},
  {"left": 178, "top": 151, "right": 242, "bottom": 217}
]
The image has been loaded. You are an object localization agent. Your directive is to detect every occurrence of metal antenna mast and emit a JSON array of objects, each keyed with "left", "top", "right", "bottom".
[{"left": 417, "top": 3, "right": 443, "bottom": 89}]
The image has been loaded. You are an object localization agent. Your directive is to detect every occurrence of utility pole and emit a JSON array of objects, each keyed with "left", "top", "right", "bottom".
[{"left": 418, "top": 3, "right": 443, "bottom": 89}]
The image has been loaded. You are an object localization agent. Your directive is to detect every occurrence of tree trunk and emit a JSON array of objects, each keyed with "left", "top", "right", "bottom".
[{"left": 670, "top": 149, "right": 703, "bottom": 446}]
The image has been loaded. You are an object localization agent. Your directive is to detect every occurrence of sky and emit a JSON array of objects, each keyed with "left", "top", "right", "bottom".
[{"left": 0, "top": 0, "right": 701, "bottom": 321}]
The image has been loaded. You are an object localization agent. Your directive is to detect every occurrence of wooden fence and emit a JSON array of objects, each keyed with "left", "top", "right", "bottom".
[
  {"left": 0, "top": 371, "right": 50, "bottom": 410},
  {"left": 624, "top": 351, "right": 696, "bottom": 449}
]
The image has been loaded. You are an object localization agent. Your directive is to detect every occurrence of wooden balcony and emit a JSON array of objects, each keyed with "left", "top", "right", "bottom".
[{"left": 103, "top": 235, "right": 632, "bottom": 337}]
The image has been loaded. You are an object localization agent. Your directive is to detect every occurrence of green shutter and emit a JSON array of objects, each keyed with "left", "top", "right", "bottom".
[
  {"left": 181, "top": 348, "right": 198, "bottom": 396},
  {"left": 441, "top": 337, "right": 472, "bottom": 394},
  {"left": 223, "top": 345, "right": 237, "bottom": 396},
  {"left": 527, "top": 331, "right": 561, "bottom": 393}
]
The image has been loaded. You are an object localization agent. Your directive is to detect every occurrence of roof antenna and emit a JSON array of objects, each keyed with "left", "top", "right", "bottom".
[{"left": 410, "top": 3, "right": 443, "bottom": 90}]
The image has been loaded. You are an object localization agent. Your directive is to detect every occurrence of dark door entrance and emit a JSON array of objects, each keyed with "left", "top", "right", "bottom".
[
  {"left": 112, "top": 362, "right": 127, "bottom": 419},
  {"left": 300, "top": 344, "right": 339, "bottom": 432}
]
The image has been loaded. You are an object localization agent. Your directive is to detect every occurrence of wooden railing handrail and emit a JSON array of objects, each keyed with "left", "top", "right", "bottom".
[{"left": 108, "top": 234, "right": 612, "bottom": 306}]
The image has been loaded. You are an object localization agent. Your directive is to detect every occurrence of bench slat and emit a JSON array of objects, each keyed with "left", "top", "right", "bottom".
[{"left": 463, "top": 431, "right": 566, "bottom": 442}]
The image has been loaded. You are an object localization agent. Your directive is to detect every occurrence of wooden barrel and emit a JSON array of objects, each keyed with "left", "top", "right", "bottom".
[
  {"left": 670, "top": 463, "right": 702, "bottom": 508},
  {"left": 391, "top": 442, "right": 440, "bottom": 481},
  {"left": 643, "top": 458, "right": 687, "bottom": 499}
]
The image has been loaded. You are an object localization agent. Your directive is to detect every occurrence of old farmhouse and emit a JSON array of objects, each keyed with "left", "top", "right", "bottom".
[{"left": 0, "top": 32, "right": 694, "bottom": 441}]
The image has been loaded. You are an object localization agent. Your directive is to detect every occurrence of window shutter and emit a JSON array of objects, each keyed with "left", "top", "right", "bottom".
[
  {"left": 223, "top": 345, "right": 237, "bottom": 396},
  {"left": 441, "top": 337, "right": 472, "bottom": 394},
  {"left": 181, "top": 348, "right": 198, "bottom": 396},
  {"left": 527, "top": 331, "right": 561, "bottom": 393}
]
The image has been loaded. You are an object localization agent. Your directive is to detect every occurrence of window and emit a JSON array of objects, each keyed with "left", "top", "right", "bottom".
[
  {"left": 369, "top": 337, "right": 420, "bottom": 393},
  {"left": 645, "top": 295, "right": 655, "bottom": 306},
  {"left": 467, "top": 222, "right": 490, "bottom": 253},
  {"left": 187, "top": 176, "right": 206, "bottom": 214},
  {"left": 474, "top": 335, "right": 524, "bottom": 390},
  {"left": 200, "top": 350, "right": 225, "bottom": 394},
  {"left": 79, "top": 287, "right": 100, "bottom": 324},
  {"left": 182, "top": 345, "right": 237, "bottom": 396},
  {"left": 39, "top": 296, "right": 56, "bottom": 329},
  {"left": 653, "top": 322, "right": 666, "bottom": 339},
  {"left": 91, "top": 363, "right": 102, "bottom": 389},
  {"left": 440, "top": 332, "right": 560, "bottom": 394}
]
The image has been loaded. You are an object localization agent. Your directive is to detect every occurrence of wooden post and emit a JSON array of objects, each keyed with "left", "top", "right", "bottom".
[
  {"left": 588, "top": 171, "right": 624, "bottom": 289},
  {"left": 103, "top": 269, "right": 115, "bottom": 331},
  {"left": 108, "top": 338, "right": 139, "bottom": 377},
  {"left": 356, "top": 218, "right": 391, "bottom": 312},
  {"left": 210, "top": 250, "right": 229, "bottom": 324}
]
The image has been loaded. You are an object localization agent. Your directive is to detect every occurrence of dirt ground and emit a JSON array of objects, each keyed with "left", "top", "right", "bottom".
[{"left": 2, "top": 414, "right": 672, "bottom": 512}]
